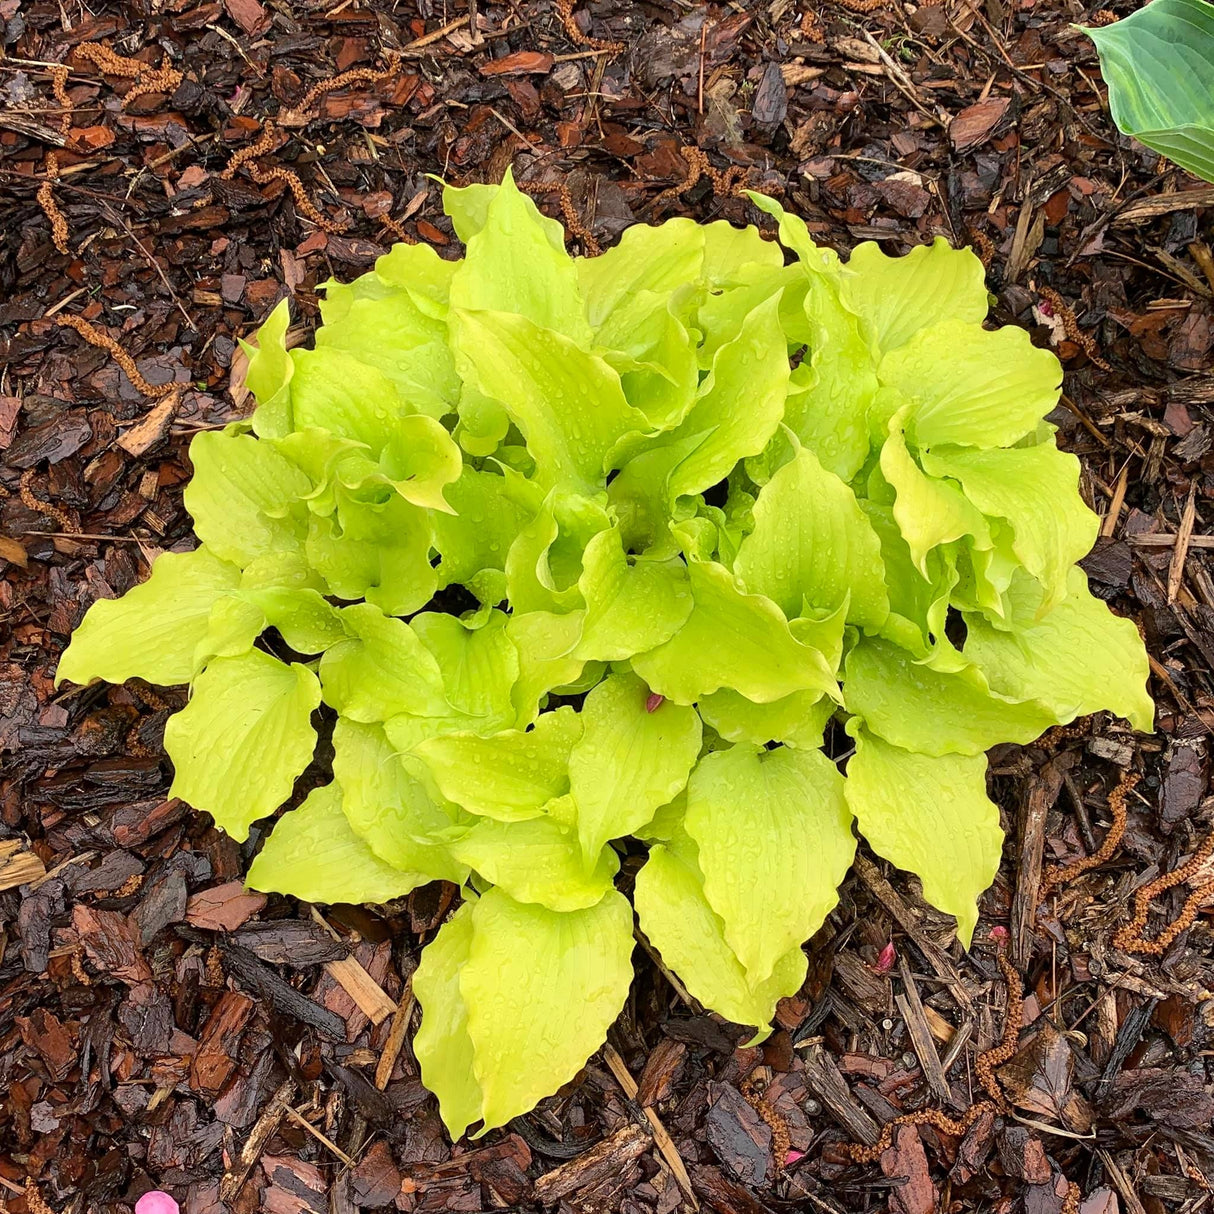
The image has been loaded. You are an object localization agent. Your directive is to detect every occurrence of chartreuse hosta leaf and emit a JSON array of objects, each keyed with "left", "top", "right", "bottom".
[
  {"left": 686, "top": 745, "right": 855, "bottom": 985},
  {"left": 1080, "top": 0, "right": 1214, "bottom": 187},
  {"left": 164, "top": 650, "right": 320, "bottom": 842},
  {"left": 735, "top": 442, "right": 888, "bottom": 629},
  {"left": 631, "top": 560, "right": 840, "bottom": 705},
  {"left": 635, "top": 841, "right": 807, "bottom": 1036},
  {"left": 965, "top": 567, "right": 1154, "bottom": 732},
  {"left": 844, "top": 638, "right": 1057, "bottom": 757},
  {"left": 838, "top": 237, "right": 989, "bottom": 357},
  {"left": 331, "top": 719, "right": 468, "bottom": 883},
  {"left": 247, "top": 783, "right": 428, "bottom": 903},
  {"left": 575, "top": 527, "right": 694, "bottom": 660},
  {"left": 920, "top": 443, "right": 1097, "bottom": 611},
  {"left": 415, "top": 887, "right": 634, "bottom": 1138},
  {"left": 185, "top": 430, "right": 311, "bottom": 567},
  {"left": 57, "top": 547, "right": 241, "bottom": 688},
  {"left": 568, "top": 671, "right": 702, "bottom": 861},
  {"left": 413, "top": 707, "right": 583, "bottom": 821},
  {"left": 60, "top": 170, "right": 1156, "bottom": 1141},
  {"left": 844, "top": 723, "right": 1002, "bottom": 947}
]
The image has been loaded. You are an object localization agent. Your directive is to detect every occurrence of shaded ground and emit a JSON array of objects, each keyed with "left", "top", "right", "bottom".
[{"left": 3, "top": 0, "right": 1214, "bottom": 1212}]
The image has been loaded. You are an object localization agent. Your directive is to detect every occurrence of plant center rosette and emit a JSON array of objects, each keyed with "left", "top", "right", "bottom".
[{"left": 58, "top": 172, "right": 1153, "bottom": 1139}]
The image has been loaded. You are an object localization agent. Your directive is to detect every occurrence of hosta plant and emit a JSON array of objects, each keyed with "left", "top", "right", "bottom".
[{"left": 58, "top": 172, "right": 1153, "bottom": 1139}]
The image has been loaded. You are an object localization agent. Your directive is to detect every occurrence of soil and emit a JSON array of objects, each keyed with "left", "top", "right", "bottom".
[{"left": 2, "top": 1, "right": 1214, "bottom": 1212}]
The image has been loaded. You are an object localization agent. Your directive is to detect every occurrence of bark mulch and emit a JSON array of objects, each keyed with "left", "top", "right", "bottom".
[{"left": 2, "top": 1, "right": 1214, "bottom": 1212}]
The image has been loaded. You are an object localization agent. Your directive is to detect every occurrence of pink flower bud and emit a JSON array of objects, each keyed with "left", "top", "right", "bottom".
[
  {"left": 785, "top": 1148, "right": 806, "bottom": 1166},
  {"left": 136, "top": 1193, "right": 180, "bottom": 1214},
  {"left": 873, "top": 941, "right": 896, "bottom": 973},
  {"left": 645, "top": 692, "right": 664, "bottom": 713}
]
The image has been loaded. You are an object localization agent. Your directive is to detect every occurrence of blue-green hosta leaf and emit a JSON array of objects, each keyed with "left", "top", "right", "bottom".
[
  {"left": 57, "top": 547, "right": 241, "bottom": 688},
  {"left": 433, "top": 465, "right": 545, "bottom": 591},
  {"left": 413, "top": 902, "right": 483, "bottom": 1140},
  {"left": 185, "top": 431, "right": 311, "bottom": 567},
  {"left": 686, "top": 745, "right": 855, "bottom": 984},
  {"left": 920, "top": 443, "right": 1098, "bottom": 611},
  {"left": 697, "top": 687, "right": 835, "bottom": 750},
  {"left": 881, "top": 412, "right": 991, "bottom": 576},
  {"left": 844, "top": 638, "right": 1056, "bottom": 757},
  {"left": 879, "top": 320, "right": 1062, "bottom": 449},
  {"left": 316, "top": 274, "right": 459, "bottom": 419},
  {"left": 247, "top": 783, "right": 428, "bottom": 903},
  {"left": 735, "top": 444, "right": 889, "bottom": 629},
  {"left": 506, "top": 610, "right": 586, "bottom": 727},
  {"left": 574, "top": 527, "right": 694, "bottom": 661},
  {"left": 838, "top": 237, "right": 989, "bottom": 356},
  {"left": 243, "top": 297, "right": 294, "bottom": 438},
  {"left": 411, "top": 609, "right": 519, "bottom": 735},
  {"left": 319, "top": 603, "right": 449, "bottom": 723},
  {"left": 568, "top": 671, "right": 702, "bottom": 862},
  {"left": 413, "top": 707, "right": 583, "bottom": 821},
  {"left": 450, "top": 169, "right": 592, "bottom": 345},
  {"left": 331, "top": 718, "right": 469, "bottom": 883},
  {"left": 306, "top": 490, "right": 437, "bottom": 617},
  {"left": 634, "top": 843, "right": 808, "bottom": 1035},
  {"left": 844, "top": 723, "right": 1001, "bottom": 947},
  {"left": 450, "top": 815, "right": 619, "bottom": 912},
  {"left": 631, "top": 560, "right": 840, "bottom": 705},
  {"left": 965, "top": 567, "right": 1154, "bottom": 732},
  {"left": 454, "top": 310, "right": 648, "bottom": 496},
  {"left": 459, "top": 887, "right": 634, "bottom": 1134},
  {"left": 164, "top": 649, "right": 320, "bottom": 842},
  {"left": 505, "top": 491, "right": 609, "bottom": 615},
  {"left": 1081, "top": 0, "right": 1214, "bottom": 186}
]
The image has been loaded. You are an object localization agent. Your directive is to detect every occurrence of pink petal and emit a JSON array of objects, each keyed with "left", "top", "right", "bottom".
[
  {"left": 645, "top": 692, "right": 665, "bottom": 713},
  {"left": 989, "top": 925, "right": 1010, "bottom": 947},
  {"left": 873, "top": 941, "right": 896, "bottom": 973},
  {"left": 136, "top": 1193, "right": 180, "bottom": 1214},
  {"left": 785, "top": 1149, "right": 806, "bottom": 1165}
]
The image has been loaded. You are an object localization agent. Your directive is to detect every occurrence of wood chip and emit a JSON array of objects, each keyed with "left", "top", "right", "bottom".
[
  {"left": 1113, "top": 188, "right": 1214, "bottom": 226},
  {"left": 1167, "top": 486, "right": 1198, "bottom": 604},
  {"left": 0, "top": 840, "right": 46, "bottom": 891},
  {"left": 800, "top": 1043, "right": 881, "bottom": 1146},
  {"left": 533, "top": 1123, "right": 650, "bottom": 1203},
  {"left": 896, "top": 957, "right": 951, "bottom": 1105},
  {"left": 602, "top": 1043, "right": 699, "bottom": 1208},
  {"left": 324, "top": 955, "right": 397, "bottom": 1025}
]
